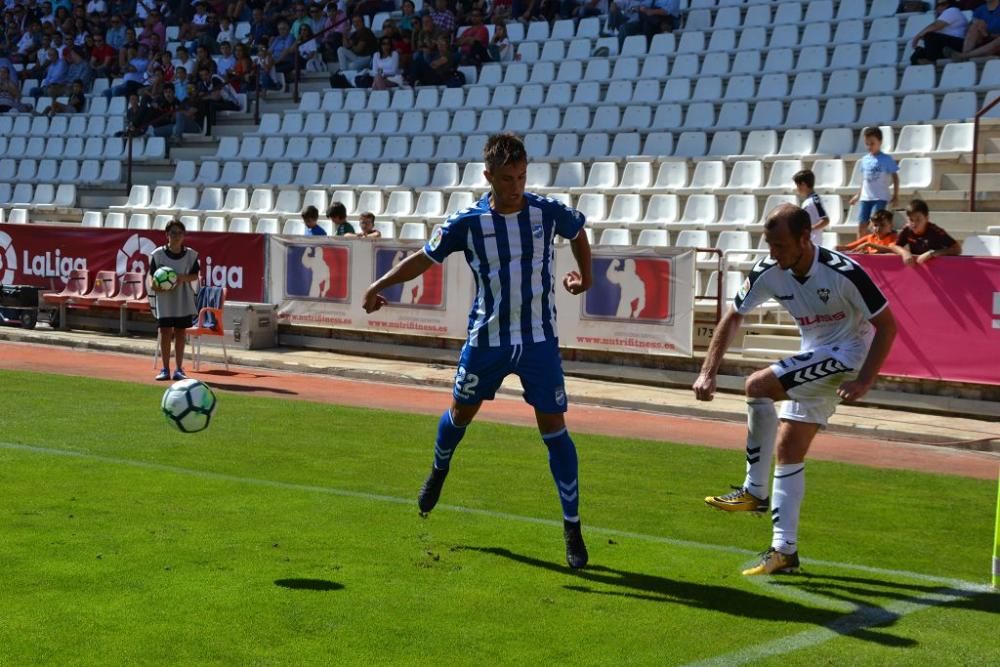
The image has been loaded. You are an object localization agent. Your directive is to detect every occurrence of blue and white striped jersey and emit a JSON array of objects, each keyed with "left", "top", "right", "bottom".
[{"left": 423, "top": 192, "right": 585, "bottom": 348}]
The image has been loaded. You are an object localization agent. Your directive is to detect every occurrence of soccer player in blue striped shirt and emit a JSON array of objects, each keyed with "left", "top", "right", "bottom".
[{"left": 363, "top": 133, "right": 593, "bottom": 568}]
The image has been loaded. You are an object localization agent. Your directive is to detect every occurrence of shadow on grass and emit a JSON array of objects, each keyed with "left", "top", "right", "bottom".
[
  {"left": 274, "top": 578, "right": 344, "bottom": 591},
  {"left": 460, "top": 546, "right": 919, "bottom": 648},
  {"left": 202, "top": 381, "right": 298, "bottom": 396}
]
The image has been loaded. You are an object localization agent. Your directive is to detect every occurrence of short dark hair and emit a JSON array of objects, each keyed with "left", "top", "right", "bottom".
[
  {"left": 165, "top": 219, "right": 186, "bottom": 234},
  {"left": 906, "top": 198, "right": 930, "bottom": 217},
  {"left": 863, "top": 126, "right": 883, "bottom": 141},
  {"left": 484, "top": 132, "right": 528, "bottom": 172},
  {"left": 327, "top": 202, "right": 347, "bottom": 219},
  {"left": 302, "top": 205, "right": 318, "bottom": 220},
  {"left": 870, "top": 209, "right": 894, "bottom": 225},
  {"left": 764, "top": 204, "right": 812, "bottom": 240},
  {"left": 360, "top": 211, "right": 375, "bottom": 223},
  {"left": 792, "top": 169, "right": 815, "bottom": 189}
]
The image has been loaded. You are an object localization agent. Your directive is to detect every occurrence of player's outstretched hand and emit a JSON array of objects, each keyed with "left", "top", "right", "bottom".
[
  {"left": 692, "top": 373, "right": 716, "bottom": 402},
  {"left": 563, "top": 271, "right": 587, "bottom": 295},
  {"left": 837, "top": 379, "right": 871, "bottom": 402},
  {"left": 363, "top": 285, "right": 387, "bottom": 313}
]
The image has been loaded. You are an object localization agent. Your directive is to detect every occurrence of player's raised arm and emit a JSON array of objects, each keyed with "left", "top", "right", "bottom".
[
  {"left": 363, "top": 251, "right": 434, "bottom": 313},
  {"left": 693, "top": 306, "right": 745, "bottom": 401},
  {"left": 563, "top": 226, "right": 592, "bottom": 296}
]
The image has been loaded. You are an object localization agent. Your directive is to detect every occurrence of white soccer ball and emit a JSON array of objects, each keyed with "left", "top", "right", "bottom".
[
  {"left": 153, "top": 266, "right": 178, "bottom": 290},
  {"left": 162, "top": 379, "right": 217, "bottom": 433}
]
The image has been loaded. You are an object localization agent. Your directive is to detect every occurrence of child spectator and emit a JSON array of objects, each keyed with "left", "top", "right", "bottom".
[
  {"left": 891, "top": 199, "right": 961, "bottom": 266},
  {"left": 836, "top": 210, "right": 898, "bottom": 255},
  {"left": 792, "top": 169, "right": 830, "bottom": 247},
  {"left": 328, "top": 202, "right": 355, "bottom": 236},
  {"left": 345, "top": 212, "right": 382, "bottom": 239},
  {"left": 489, "top": 20, "right": 513, "bottom": 62},
  {"left": 302, "top": 206, "right": 327, "bottom": 236},
  {"left": 850, "top": 126, "right": 899, "bottom": 238}
]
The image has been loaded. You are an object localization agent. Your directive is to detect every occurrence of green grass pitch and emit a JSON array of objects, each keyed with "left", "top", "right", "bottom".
[{"left": 1, "top": 370, "right": 997, "bottom": 666}]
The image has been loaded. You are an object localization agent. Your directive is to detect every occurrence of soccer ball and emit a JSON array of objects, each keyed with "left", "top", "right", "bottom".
[
  {"left": 152, "top": 266, "right": 178, "bottom": 290},
  {"left": 162, "top": 379, "right": 217, "bottom": 433}
]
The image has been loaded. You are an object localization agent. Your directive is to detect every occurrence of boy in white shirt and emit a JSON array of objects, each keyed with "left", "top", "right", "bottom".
[
  {"left": 849, "top": 127, "right": 899, "bottom": 238},
  {"left": 793, "top": 169, "right": 830, "bottom": 247}
]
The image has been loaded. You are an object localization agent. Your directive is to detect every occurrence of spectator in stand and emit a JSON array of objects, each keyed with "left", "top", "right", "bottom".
[
  {"left": 159, "top": 51, "right": 174, "bottom": 82},
  {"left": 517, "top": 0, "right": 558, "bottom": 23},
  {"left": 328, "top": 202, "right": 355, "bottom": 236},
  {"left": 230, "top": 43, "right": 256, "bottom": 91},
  {"left": 410, "top": 33, "right": 456, "bottom": 85},
  {"left": 613, "top": 0, "right": 678, "bottom": 47},
  {"left": 289, "top": 2, "right": 309, "bottom": 38},
  {"left": 836, "top": 210, "right": 898, "bottom": 255},
  {"left": 89, "top": 31, "right": 117, "bottom": 79},
  {"left": 793, "top": 170, "right": 830, "bottom": 247},
  {"left": 216, "top": 40, "right": 236, "bottom": 73},
  {"left": 179, "top": 1, "right": 212, "bottom": 50},
  {"left": 337, "top": 13, "right": 375, "bottom": 72},
  {"left": 118, "top": 27, "right": 139, "bottom": 70},
  {"left": 456, "top": 0, "right": 489, "bottom": 25},
  {"left": 957, "top": 0, "right": 1000, "bottom": 59},
  {"left": 306, "top": 3, "right": 326, "bottom": 35},
  {"left": 850, "top": 126, "right": 899, "bottom": 238},
  {"left": 911, "top": 1, "right": 968, "bottom": 64},
  {"left": 0, "top": 67, "right": 21, "bottom": 112},
  {"left": 174, "top": 45, "right": 193, "bottom": 72},
  {"left": 40, "top": 78, "right": 86, "bottom": 114},
  {"left": 248, "top": 7, "right": 272, "bottom": 46},
  {"left": 345, "top": 212, "right": 381, "bottom": 239},
  {"left": 492, "top": 0, "right": 513, "bottom": 21},
  {"left": 412, "top": 14, "right": 438, "bottom": 51},
  {"left": 270, "top": 20, "right": 298, "bottom": 77},
  {"left": 105, "top": 15, "right": 127, "bottom": 49},
  {"left": 195, "top": 68, "right": 240, "bottom": 133},
  {"left": 86, "top": 0, "right": 107, "bottom": 15},
  {"left": 173, "top": 65, "right": 191, "bottom": 99},
  {"left": 489, "top": 20, "right": 513, "bottom": 62},
  {"left": 562, "top": 0, "right": 605, "bottom": 20},
  {"left": 371, "top": 35, "right": 403, "bottom": 87},
  {"left": 429, "top": 0, "right": 456, "bottom": 36},
  {"left": 194, "top": 44, "right": 218, "bottom": 74},
  {"left": 31, "top": 46, "right": 66, "bottom": 95},
  {"left": 399, "top": 0, "right": 417, "bottom": 35},
  {"left": 257, "top": 41, "right": 284, "bottom": 90},
  {"left": 51, "top": 45, "right": 91, "bottom": 94},
  {"left": 216, "top": 15, "right": 236, "bottom": 47},
  {"left": 381, "top": 19, "right": 412, "bottom": 67},
  {"left": 323, "top": 2, "right": 351, "bottom": 54},
  {"left": 891, "top": 199, "right": 961, "bottom": 266},
  {"left": 302, "top": 206, "right": 327, "bottom": 235},
  {"left": 455, "top": 8, "right": 489, "bottom": 66},
  {"left": 297, "top": 24, "right": 324, "bottom": 72}
]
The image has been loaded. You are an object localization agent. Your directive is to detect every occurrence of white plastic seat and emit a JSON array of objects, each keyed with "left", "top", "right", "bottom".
[
  {"left": 255, "top": 218, "right": 280, "bottom": 234},
  {"left": 684, "top": 161, "right": 725, "bottom": 192},
  {"left": 859, "top": 97, "right": 896, "bottom": 126},
  {"left": 201, "top": 216, "right": 226, "bottom": 232},
  {"left": 606, "top": 195, "right": 642, "bottom": 226},
  {"left": 898, "top": 158, "right": 933, "bottom": 190},
  {"left": 273, "top": 190, "right": 302, "bottom": 214},
  {"left": 717, "top": 196, "right": 757, "bottom": 228},
  {"left": 721, "top": 161, "right": 763, "bottom": 192},
  {"left": 777, "top": 130, "right": 815, "bottom": 157},
  {"left": 673, "top": 132, "right": 707, "bottom": 158},
  {"left": 636, "top": 229, "right": 670, "bottom": 247},
  {"left": 102, "top": 211, "right": 128, "bottom": 229},
  {"left": 228, "top": 218, "right": 253, "bottom": 233},
  {"left": 383, "top": 191, "right": 414, "bottom": 219},
  {"left": 816, "top": 129, "right": 854, "bottom": 157},
  {"left": 962, "top": 235, "right": 1000, "bottom": 257},
  {"left": 812, "top": 159, "right": 845, "bottom": 188},
  {"left": 821, "top": 99, "right": 857, "bottom": 126},
  {"left": 743, "top": 130, "right": 778, "bottom": 158},
  {"left": 617, "top": 163, "right": 653, "bottom": 191},
  {"left": 81, "top": 211, "right": 103, "bottom": 227},
  {"left": 895, "top": 125, "right": 936, "bottom": 155},
  {"left": 640, "top": 195, "right": 679, "bottom": 227},
  {"left": 598, "top": 229, "right": 631, "bottom": 246},
  {"left": 708, "top": 131, "right": 743, "bottom": 158},
  {"left": 825, "top": 70, "right": 859, "bottom": 97},
  {"left": 897, "top": 94, "right": 936, "bottom": 124},
  {"left": 247, "top": 188, "right": 274, "bottom": 214},
  {"left": 939, "top": 92, "right": 977, "bottom": 121},
  {"left": 759, "top": 195, "right": 799, "bottom": 223},
  {"left": 763, "top": 160, "right": 804, "bottom": 192},
  {"left": 935, "top": 123, "right": 973, "bottom": 155},
  {"left": 679, "top": 195, "right": 718, "bottom": 226},
  {"left": 575, "top": 194, "right": 607, "bottom": 225}
]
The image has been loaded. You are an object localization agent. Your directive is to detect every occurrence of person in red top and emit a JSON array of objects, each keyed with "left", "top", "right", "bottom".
[
  {"left": 836, "top": 209, "right": 898, "bottom": 255},
  {"left": 456, "top": 9, "right": 489, "bottom": 65},
  {"left": 890, "top": 199, "right": 961, "bottom": 266},
  {"left": 89, "top": 32, "right": 117, "bottom": 79}
]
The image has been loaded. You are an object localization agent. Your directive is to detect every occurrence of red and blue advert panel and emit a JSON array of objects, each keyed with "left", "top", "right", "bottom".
[
  {"left": 584, "top": 256, "right": 673, "bottom": 323},
  {"left": 285, "top": 245, "right": 350, "bottom": 302},
  {"left": 373, "top": 247, "right": 445, "bottom": 309}
]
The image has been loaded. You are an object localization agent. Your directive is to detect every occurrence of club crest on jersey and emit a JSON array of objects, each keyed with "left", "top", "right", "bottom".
[
  {"left": 554, "top": 387, "right": 567, "bottom": 407},
  {"left": 738, "top": 278, "right": 751, "bottom": 300},
  {"left": 532, "top": 224, "right": 544, "bottom": 239},
  {"left": 817, "top": 288, "right": 831, "bottom": 303},
  {"left": 429, "top": 226, "right": 444, "bottom": 251}
]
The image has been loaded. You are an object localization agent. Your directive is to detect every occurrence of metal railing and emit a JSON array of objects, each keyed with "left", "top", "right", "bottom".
[{"left": 969, "top": 95, "right": 1000, "bottom": 213}]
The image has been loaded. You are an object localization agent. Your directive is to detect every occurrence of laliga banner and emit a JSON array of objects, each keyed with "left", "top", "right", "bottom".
[
  {"left": 556, "top": 246, "right": 696, "bottom": 357},
  {"left": 268, "top": 236, "right": 472, "bottom": 339},
  {"left": 0, "top": 224, "right": 266, "bottom": 301},
  {"left": 855, "top": 255, "right": 1000, "bottom": 385}
]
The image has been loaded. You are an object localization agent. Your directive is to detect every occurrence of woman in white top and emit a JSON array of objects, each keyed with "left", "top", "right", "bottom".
[
  {"left": 910, "top": 0, "right": 968, "bottom": 63},
  {"left": 296, "top": 25, "right": 324, "bottom": 72},
  {"left": 371, "top": 37, "right": 403, "bottom": 88}
]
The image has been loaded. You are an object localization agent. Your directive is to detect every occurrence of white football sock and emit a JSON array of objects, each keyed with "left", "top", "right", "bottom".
[
  {"left": 771, "top": 463, "right": 805, "bottom": 554},
  {"left": 742, "top": 398, "right": 777, "bottom": 498}
]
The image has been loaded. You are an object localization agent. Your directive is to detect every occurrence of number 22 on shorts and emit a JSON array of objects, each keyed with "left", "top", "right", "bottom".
[{"left": 454, "top": 366, "right": 479, "bottom": 400}]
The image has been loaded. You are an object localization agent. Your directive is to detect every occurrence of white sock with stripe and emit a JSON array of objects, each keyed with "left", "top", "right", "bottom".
[
  {"left": 742, "top": 398, "right": 777, "bottom": 499},
  {"left": 771, "top": 463, "right": 805, "bottom": 554}
]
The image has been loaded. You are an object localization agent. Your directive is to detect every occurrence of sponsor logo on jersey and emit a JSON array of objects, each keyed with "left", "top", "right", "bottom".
[{"left": 795, "top": 311, "right": 846, "bottom": 326}]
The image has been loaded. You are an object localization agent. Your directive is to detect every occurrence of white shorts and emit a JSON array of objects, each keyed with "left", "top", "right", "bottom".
[{"left": 769, "top": 344, "right": 862, "bottom": 426}]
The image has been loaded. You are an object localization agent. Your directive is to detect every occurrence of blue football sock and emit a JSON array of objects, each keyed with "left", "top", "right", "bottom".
[
  {"left": 542, "top": 428, "right": 580, "bottom": 523},
  {"left": 433, "top": 409, "right": 467, "bottom": 470}
]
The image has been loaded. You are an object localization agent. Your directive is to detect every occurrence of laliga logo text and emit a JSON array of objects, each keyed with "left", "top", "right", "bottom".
[
  {"left": 117, "top": 234, "right": 158, "bottom": 275},
  {"left": 21, "top": 246, "right": 87, "bottom": 283},
  {"left": 0, "top": 231, "right": 16, "bottom": 284},
  {"left": 202, "top": 256, "right": 244, "bottom": 289}
]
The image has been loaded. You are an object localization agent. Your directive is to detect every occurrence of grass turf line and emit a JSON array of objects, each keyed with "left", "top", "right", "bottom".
[{"left": 0, "top": 370, "right": 996, "bottom": 665}]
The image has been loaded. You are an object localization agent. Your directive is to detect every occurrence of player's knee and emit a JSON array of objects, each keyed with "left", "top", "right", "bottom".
[{"left": 744, "top": 372, "right": 772, "bottom": 399}]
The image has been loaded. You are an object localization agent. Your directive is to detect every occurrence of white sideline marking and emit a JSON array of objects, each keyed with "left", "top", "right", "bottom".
[
  {"left": 681, "top": 582, "right": 981, "bottom": 667},
  {"left": 0, "top": 440, "right": 991, "bottom": 599}
]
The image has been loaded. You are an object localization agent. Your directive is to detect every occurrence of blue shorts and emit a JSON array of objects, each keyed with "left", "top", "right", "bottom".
[
  {"left": 453, "top": 338, "right": 568, "bottom": 413},
  {"left": 858, "top": 200, "right": 887, "bottom": 223}
]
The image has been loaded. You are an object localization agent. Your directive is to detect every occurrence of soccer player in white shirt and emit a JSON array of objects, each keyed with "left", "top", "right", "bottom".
[
  {"left": 694, "top": 204, "right": 897, "bottom": 575},
  {"left": 363, "top": 133, "right": 594, "bottom": 568}
]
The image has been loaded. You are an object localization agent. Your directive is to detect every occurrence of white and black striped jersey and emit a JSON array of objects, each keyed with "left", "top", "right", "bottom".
[
  {"left": 802, "top": 193, "right": 829, "bottom": 247},
  {"left": 735, "top": 246, "right": 888, "bottom": 354},
  {"left": 423, "top": 193, "right": 585, "bottom": 348}
]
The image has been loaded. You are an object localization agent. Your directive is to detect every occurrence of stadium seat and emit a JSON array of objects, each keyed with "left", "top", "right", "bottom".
[
  {"left": 898, "top": 158, "right": 933, "bottom": 190},
  {"left": 683, "top": 161, "right": 725, "bottom": 192},
  {"left": 229, "top": 218, "right": 252, "bottom": 233},
  {"left": 598, "top": 229, "right": 631, "bottom": 246},
  {"left": 615, "top": 162, "right": 653, "bottom": 192},
  {"left": 935, "top": 123, "right": 973, "bottom": 156},
  {"left": 127, "top": 213, "right": 151, "bottom": 230},
  {"left": 256, "top": 218, "right": 280, "bottom": 234},
  {"left": 895, "top": 125, "right": 936, "bottom": 156},
  {"left": 399, "top": 222, "right": 428, "bottom": 240},
  {"left": 762, "top": 160, "right": 803, "bottom": 194},
  {"left": 636, "top": 229, "right": 670, "bottom": 247},
  {"left": 605, "top": 195, "right": 642, "bottom": 227},
  {"left": 962, "top": 235, "right": 1000, "bottom": 257},
  {"left": 897, "top": 94, "right": 936, "bottom": 124},
  {"left": 720, "top": 161, "right": 763, "bottom": 192},
  {"left": 430, "top": 163, "right": 459, "bottom": 188},
  {"left": 81, "top": 211, "right": 103, "bottom": 227},
  {"left": 717, "top": 196, "right": 758, "bottom": 228},
  {"left": 812, "top": 159, "right": 846, "bottom": 188},
  {"left": 678, "top": 195, "right": 718, "bottom": 227}
]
